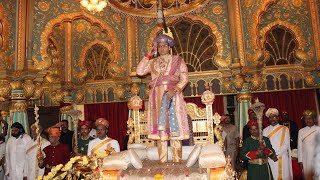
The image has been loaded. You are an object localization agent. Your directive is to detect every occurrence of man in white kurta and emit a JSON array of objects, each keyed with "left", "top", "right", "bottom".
[
  {"left": 87, "top": 118, "right": 120, "bottom": 156},
  {"left": 5, "top": 122, "right": 31, "bottom": 180},
  {"left": 26, "top": 124, "right": 50, "bottom": 180},
  {"left": 298, "top": 110, "right": 320, "bottom": 180},
  {"left": 263, "top": 108, "right": 292, "bottom": 180}
]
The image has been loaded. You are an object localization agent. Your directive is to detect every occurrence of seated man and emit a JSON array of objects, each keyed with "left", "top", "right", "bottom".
[
  {"left": 38, "top": 127, "right": 70, "bottom": 175},
  {"left": 87, "top": 118, "right": 120, "bottom": 156},
  {"left": 74, "top": 120, "right": 95, "bottom": 156},
  {"left": 240, "top": 120, "right": 277, "bottom": 180}
]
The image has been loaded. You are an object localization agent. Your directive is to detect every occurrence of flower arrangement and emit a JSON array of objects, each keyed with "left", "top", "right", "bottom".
[{"left": 37, "top": 156, "right": 89, "bottom": 180}]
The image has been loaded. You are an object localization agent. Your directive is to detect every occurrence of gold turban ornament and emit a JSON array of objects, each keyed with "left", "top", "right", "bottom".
[{"left": 302, "top": 110, "right": 316, "bottom": 119}]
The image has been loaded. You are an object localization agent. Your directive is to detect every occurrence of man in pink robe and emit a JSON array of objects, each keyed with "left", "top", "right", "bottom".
[{"left": 136, "top": 33, "right": 189, "bottom": 163}]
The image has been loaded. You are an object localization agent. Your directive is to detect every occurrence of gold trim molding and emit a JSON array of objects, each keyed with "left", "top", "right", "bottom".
[
  {"left": 260, "top": 20, "right": 306, "bottom": 50},
  {"left": 40, "top": 12, "right": 120, "bottom": 64},
  {"left": 250, "top": 0, "right": 278, "bottom": 49}
]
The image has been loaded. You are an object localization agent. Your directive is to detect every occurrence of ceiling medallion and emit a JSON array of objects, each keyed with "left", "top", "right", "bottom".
[{"left": 106, "top": 0, "right": 210, "bottom": 18}]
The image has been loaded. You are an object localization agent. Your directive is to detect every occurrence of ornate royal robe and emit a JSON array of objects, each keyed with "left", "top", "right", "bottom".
[
  {"left": 263, "top": 124, "right": 293, "bottom": 180},
  {"left": 136, "top": 54, "right": 189, "bottom": 140},
  {"left": 298, "top": 125, "right": 320, "bottom": 180}
]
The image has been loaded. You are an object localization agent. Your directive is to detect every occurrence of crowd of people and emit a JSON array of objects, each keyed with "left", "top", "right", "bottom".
[
  {"left": 0, "top": 117, "right": 120, "bottom": 180},
  {"left": 221, "top": 108, "right": 320, "bottom": 180}
]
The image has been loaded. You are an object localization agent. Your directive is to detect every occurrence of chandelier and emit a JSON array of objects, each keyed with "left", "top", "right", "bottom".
[{"left": 80, "top": 0, "right": 107, "bottom": 12}]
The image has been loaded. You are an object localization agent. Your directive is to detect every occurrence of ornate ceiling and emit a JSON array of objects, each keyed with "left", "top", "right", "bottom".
[{"left": 106, "top": 0, "right": 211, "bottom": 18}]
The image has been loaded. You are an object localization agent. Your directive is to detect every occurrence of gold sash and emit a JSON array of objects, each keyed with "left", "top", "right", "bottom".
[
  {"left": 277, "top": 126, "right": 286, "bottom": 180},
  {"left": 302, "top": 130, "right": 316, "bottom": 142},
  {"left": 91, "top": 138, "right": 113, "bottom": 154},
  {"left": 267, "top": 126, "right": 283, "bottom": 139}
]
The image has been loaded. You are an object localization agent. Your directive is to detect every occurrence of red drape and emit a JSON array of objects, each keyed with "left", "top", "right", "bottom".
[
  {"left": 252, "top": 89, "right": 318, "bottom": 129},
  {"left": 84, "top": 102, "right": 129, "bottom": 150},
  {"left": 184, "top": 95, "right": 224, "bottom": 115}
]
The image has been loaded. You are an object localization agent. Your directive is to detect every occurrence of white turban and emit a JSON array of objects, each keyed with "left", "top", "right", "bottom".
[{"left": 265, "top": 108, "right": 279, "bottom": 118}]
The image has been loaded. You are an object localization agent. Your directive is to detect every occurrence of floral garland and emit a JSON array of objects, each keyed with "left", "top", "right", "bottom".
[{"left": 37, "top": 156, "right": 89, "bottom": 180}]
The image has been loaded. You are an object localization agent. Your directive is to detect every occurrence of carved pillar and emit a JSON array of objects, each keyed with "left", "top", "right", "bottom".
[
  {"left": 9, "top": 79, "right": 29, "bottom": 136},
  {"left": 236, "top": 83, "right": 252, "bottom": 146},
  {"left": 26, "top": 0, "right": 36, "bottom": 68},
  {"left": 226, "top": 0, "right": 245, "bottom": 67},
  {"left": 65, "top": 21, "right": 72, "bottom": 83},
  {"left": 126, "top": 17, "right": 139, "bottom": 76},
  {"left": 15, "top": 0, "right": 27, "bottom": 70}
]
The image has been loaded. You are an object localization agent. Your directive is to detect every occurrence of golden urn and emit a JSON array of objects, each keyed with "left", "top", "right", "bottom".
[
  {"left": 0, "top": 80, "right": 12, "bottom": 101},
  {"left": 10, "top": 80, "right": 23, "bottom": 90},
  {"left": 23, "top": 80, "right": 36, "bottom": 99},
  {"left": 222, "top": 78, "right": 234, "bottom": 93},
  {"left": 233, "top": 75, "right": 244, "bottom": 91},
  {"left": 250, "top": 74, "right": 263, "bottom": 91},
  {"left": 32, "top": 83, "right": 44, "bottom": 99}
]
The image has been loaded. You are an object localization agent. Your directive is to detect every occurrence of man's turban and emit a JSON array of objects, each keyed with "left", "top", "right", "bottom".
[
  {"left": 265, "top": 108, "right": 279, "bottom": 118},
  {"left": 95, "top": 118, "right": 109, "bottom": 127},
  {"left": 247, "top": 120, "right": 258, "bottom": 129},
  {"left": 79, "top": 120, "right": 92, "bottom": 128},
  {"left": 48, "top": 127, "right": 61, "bottom": 136},
  {"left": 153, "top": 34, "right": 174, "bottom": 47},
  {"left": 302, "top": 110, "right": 316, "bottom": 119}
]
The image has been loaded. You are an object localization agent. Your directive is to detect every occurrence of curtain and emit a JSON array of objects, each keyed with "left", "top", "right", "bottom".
[
  {"left": 184, "top": 95, "right": 224, "bottom": 115},
  {"left": 252, "top": 89, "right": 317, "bottom": 129},
  {"left": 84, "top": 102, "right": 129, "bottom": 150}
]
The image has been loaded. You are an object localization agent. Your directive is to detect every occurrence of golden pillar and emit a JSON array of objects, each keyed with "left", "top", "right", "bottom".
[
  {"left": 236, "top": 82, "right": 252, "bottom": 145},
  {"left": 226, "top": 0, "right": 246, "bottom": 67}
]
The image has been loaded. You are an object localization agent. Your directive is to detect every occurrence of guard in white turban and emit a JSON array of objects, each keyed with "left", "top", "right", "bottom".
[
  {"left": 263, "top": 108, "right": 292, "bottom": 180},
  {"left": 265, "top": 108, "right": 279, "bottom": 118}
]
